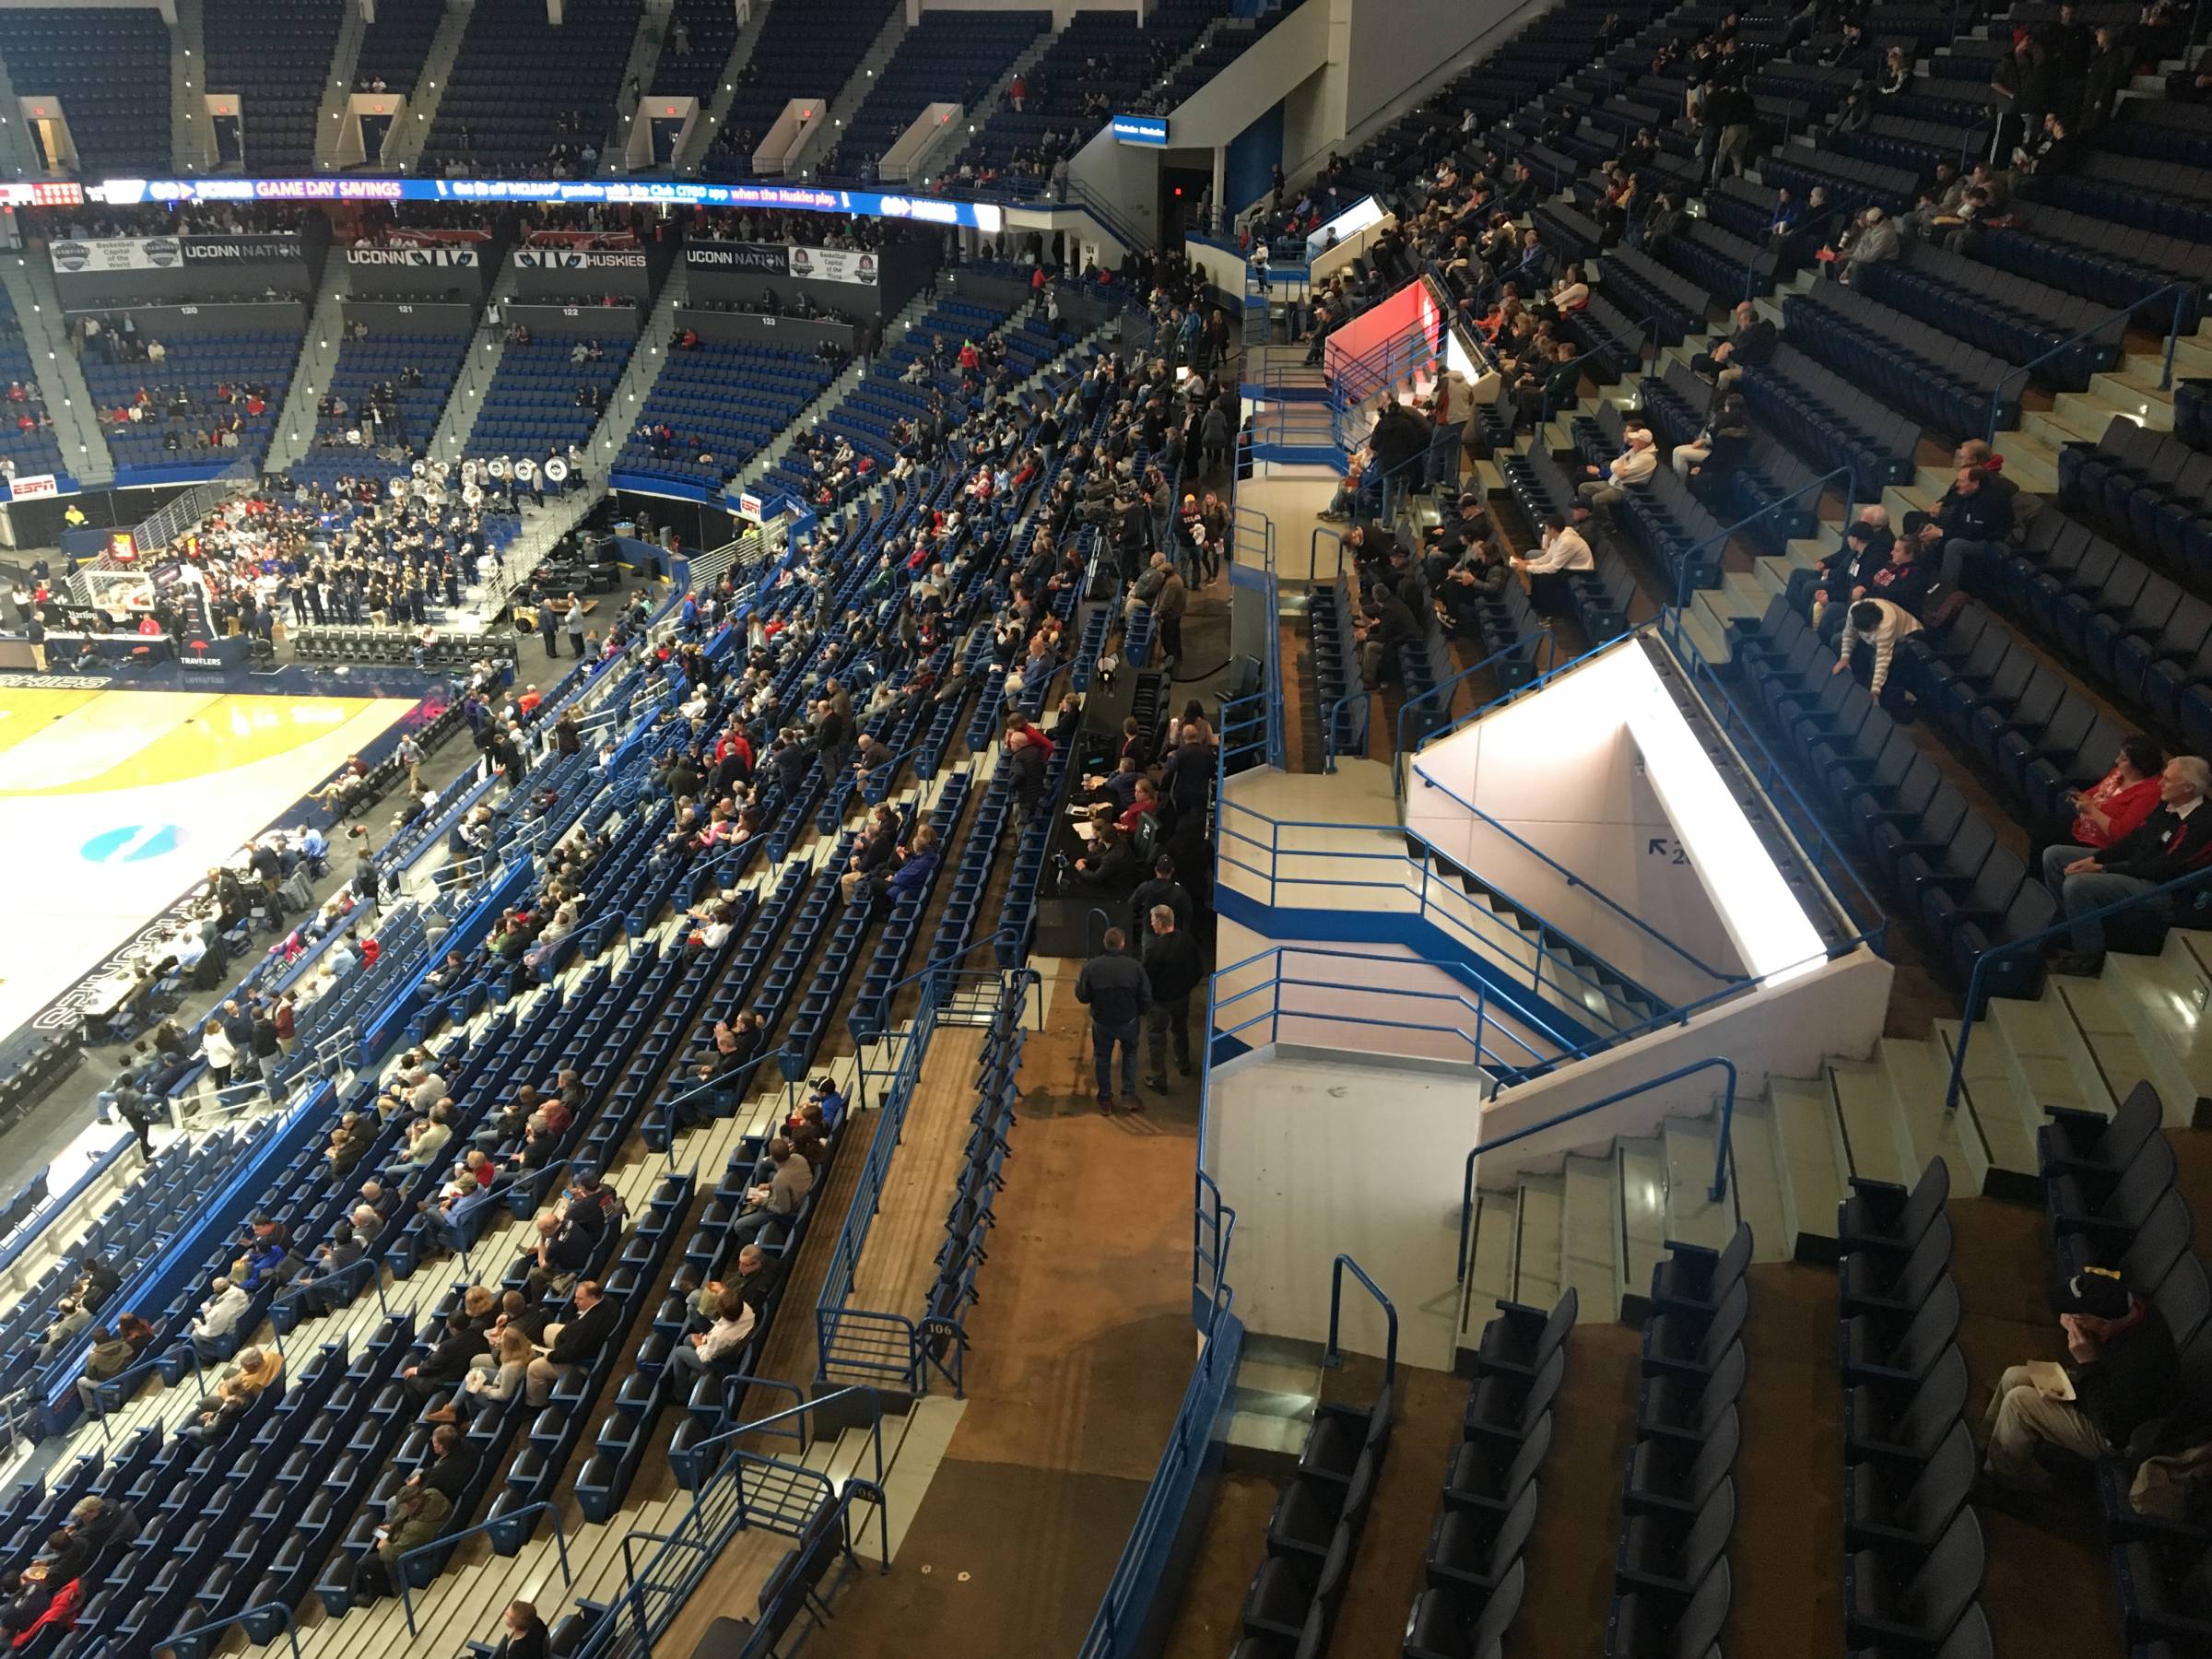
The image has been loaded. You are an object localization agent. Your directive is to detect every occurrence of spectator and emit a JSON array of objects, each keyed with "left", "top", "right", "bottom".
[
  {"left": 1512, "top": 512, "right": 1594, "bottom": 617},
  {"left": 1830, "top": 599, "right": 1923, "bottom": 700},
  {"left": 1130, "top": 853, "right": 1194, "bottom": 939},
  {"left": 1691, "top": 300, "right": 1775, "bottom": 390},
  {"left": 402, "top": 1309, "right": 483, "bottom": 1401},
  {"left": 189, "top": 1276, "right": 251, "bottom": 1357},
  {"left": 1076, "top": 925, "right": 1151, "bottom": 1112},
  {"left": 2035, "top": 735, "right": 2166, "bottom": 867},
  {"left": 367, "top": 1479, "right": 451, "bottom": 1595},
  {"left": 1808, "top": 519, "right": 1893, "bottom": 632},
  {"left": 177, "top": 1346, "right": 282, "bottom": 1444},
  {"left": 493, "top": 1600, "right": 550, "bottom": 1659},
  {"left": 1981, "top": 1270, "right": 2178, "bottom": 1492},
  {"left": 1577, "top": 428, "right": 1658, "bottom": 514},
  {"left": 668, "top": 1286, "right": 758, "bottom": 1390},
  {"left": 1139, "top": 904, "right": 1203, "bottom": 1092},
  {"left": 727, "top": 1140, "right": 811, "bottom": 1250},
  {"left": 524, "top": 1278, "right": 619, "bottom": 1406},
  {"left": 73, "top": 1314, "right": 154, "bottom": 1414},
  {"left": 2042, "top": 756, "right": 2212, "bottom": 974}
]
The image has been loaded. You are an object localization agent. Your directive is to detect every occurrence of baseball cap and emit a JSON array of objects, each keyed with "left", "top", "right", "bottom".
[{"left": 2057, "top": 1268, "right": 2130, "bottom": 1320}]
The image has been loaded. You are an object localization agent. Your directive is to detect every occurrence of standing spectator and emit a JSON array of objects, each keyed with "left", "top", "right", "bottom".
[
  {"left": 1139, "top": 904, "right": 1204, "bottom": 1092},
  {"left": 1075, "top": 926, "right": 1152, "bottom": 1113}
]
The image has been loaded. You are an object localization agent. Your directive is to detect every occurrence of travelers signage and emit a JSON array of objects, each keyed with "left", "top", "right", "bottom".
[
  {"left": 346, "top": 245, "right": 479, "bottom": 268},
  {"left": 512, "top": 249, "right": 648, "bottom": 269}
]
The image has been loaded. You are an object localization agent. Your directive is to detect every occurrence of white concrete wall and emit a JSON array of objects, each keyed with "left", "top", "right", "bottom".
[
  {"left": 1155, "top": 0, "right": 1330, "bottom": 150},
  {"left": 917, "top": 0, "right": 1137, "bottom": 22},
  {"left": 1406, "top": 651, "right": 1747, "bottom": 1008},
  {"left": 1206, "top": 1042, "right": 1475, "bottom": 1369}
]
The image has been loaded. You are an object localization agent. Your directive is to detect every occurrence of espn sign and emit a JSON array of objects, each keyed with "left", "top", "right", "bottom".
[{"left": 5, "top": 472, "right": 60, "bottom": 500}]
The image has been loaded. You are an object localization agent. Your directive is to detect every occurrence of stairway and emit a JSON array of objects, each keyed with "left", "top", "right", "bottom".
[
  {"left": 598, "top": 0, "right": 672, "bottom": 171},
  {"left": 378, "top": 0, "right": 474, "bottom": 172},
  {"left": 310, "top": 1, "right": 371, "bottom": 168},
  {"left": 171, "top": 0, "right": 208, "bottom": 172},
  {"left": 782, "top": 0, "right": 911, "bottom": 181},
  {"left": 0, "top": 43, "right": 44, "bottom": 178},
  {"left": 0, "top": 254, "right": 114, "bottom": 488},
  {"left": 579, "top": 265, "right": 688, "bottom": 480},
  {"left": 265, "top": 261, "right": 352, "bottom": 477},
  {"left": 671, "top": 0, "right": 780, "bottom": 173},
  {"left": 427, "top": 258, "right": 524, "bottom": 465},
  {"left": 2020, "top": 321, "right": 2212, "bottom": 450},
  {"left": 919, "top": 29, "right": 1057, "bottom": 185}
]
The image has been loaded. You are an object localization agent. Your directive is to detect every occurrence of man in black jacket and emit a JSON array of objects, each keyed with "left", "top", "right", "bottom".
[
  {"left": 2042, "top": 756, "right": 2212, "bottom": 973},
  {"left": 1982, "top": 1270, "right": 2178, "bottom": 1490},
  {"left": 525, "top": 1279, "right": 618, "bottom": 1406},
  {"left": 1006, "top": 730, "right": 1047, "bottom": 828},
  {"left": 1139, "top": 906, "right": 1205, "bottom": 1092},
  {"left": 1075, "top": 928, "right": 1151, "bottom": 1113},
  {"left": 1691, "top": 301, "right": 1774, "bottom": 388}
]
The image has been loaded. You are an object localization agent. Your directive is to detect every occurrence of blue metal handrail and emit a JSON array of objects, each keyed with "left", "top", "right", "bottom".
[
  {"left": 1324, "top": 1253, "right": 1397, "bottom": 1385},
  {"left": 1406, "top": 762, "right": 1740, "bottom": 985},
  {"left": 1981, "top": 283, "right": 2189, "bottom": 444},
  {"left": 87, "top": 1598, "right": 299, "bottom": 1659},
  {"left": 684, "top": 1382, "right": 887, "bottom": 1496},
  {"left": 397, "top": 1501, "right": 571, "bottom": 1634},
  {"left": 1665, "top": 465, "right": 1856, "bottom": 616},
  {"left": 1456, "top": 1057, "right": 1739, "bottom": 1277},
  {"left": 653, "top": 1049, "right": 785, "bottom": 1165},
  {"left": 85, "top": 1346, "right": 204, "bottom": 1439},
  {"left": 1391, "top": 630, "right": 1560, "bottom": 775},
  {"left": 1945, "top": 864, "right": 2212, "bottom": 1109},
  {"left": 1209, "top": 942, "right": 1551, "bottom": 1072},
  {"left": 1211, "top": 816, "right": 1638, "bottom": 1038},
  {"left": 271, "top": 1250, "right": 389, "bottom": 1333},
  {"left": 1416, "top": 627, "right": 1634, "bottom": 760},
  {"left": 1193, "top": 1170, "right": 1236, "bottom": 1336}
]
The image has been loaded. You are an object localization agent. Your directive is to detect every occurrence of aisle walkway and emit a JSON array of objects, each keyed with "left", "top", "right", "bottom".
[{"left": 814, "top": 986, "right": 1202, "bottom": 1652}]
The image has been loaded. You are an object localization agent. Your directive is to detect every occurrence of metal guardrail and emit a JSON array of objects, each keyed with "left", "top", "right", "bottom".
[
  {"left": 1981, "top": 282, "right": 2191, "bottom": 444},
  {"left": 398, "top": 1501, "right": 571, "bottom": 1635},
  {"left": 1456, "top": 1056, "right": 1739, "bottom": 1277},
  {"left": 1324, "top": 1253, "right": 1397, "bottom": 1386}
]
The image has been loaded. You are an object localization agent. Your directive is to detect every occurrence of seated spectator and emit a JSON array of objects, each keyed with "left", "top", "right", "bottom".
[
  {"left": 73, "top": 1313, "right": 155, "bottom": 1414},
  {"left": 425, "top": 1327, "right": 532, "bottom": 1427},
  {"left": 668, "top": 1286, "right": 758, "bottom": 1390},
  {"left": 365, "top": 1478, "right": 450, "bottom": 1595},
  {"left": 38, "top": 1298, "right": 93, "bottom": 1360},
  {"left": 401, "top": 1310, "right": 481, "bottom": 1401},
  {"left": 1512, "top": 512, "right": 1594, "bottom": 617},
  {"left": 1809, "top": 519, "right": 1892, "bottom": 631},
  {"left": 408, "top": 1422, "right": 480, "bottom": 1504},
  {"left": 62, "top": 1496, "right": 136, "bottom": 1581},
  {"left": 177, "top": 1346, "right": 282, "bottom": 1444},
  {"left": 1981, "top": 1270, "right": 2179, "bottom": 1492},
  {"left": 1690, "top": 300, "right": 1775, "bottom": 388},
  {"left": 493, "top": 1600, "right": 550, "bottom": 1659},
  {"left": 524, "top": 1278, "right": 619, "bottom": 1406},
  {"left": 2035, "top": 736, "right": 2167, "bottom": 866},
  {"left": 189, "top": 1276, "right": 252, "bottom": 1357},
  {"left": 1576, "top": 429, "right": 1657, "bottom": 515},
  {"left": 727, "top": 1140, "right": 810, "bottom": 1251},
  {"left": 2041, "top": 757, "right": 2212, "bottom": 975}
]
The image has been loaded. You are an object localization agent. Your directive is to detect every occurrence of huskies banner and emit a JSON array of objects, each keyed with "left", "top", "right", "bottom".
[
  {"left": 512, "top": 248, "right": 648, "bottom": 269},
  {"left": 347, "top": 245, "right": 480, "bottom": 268}
]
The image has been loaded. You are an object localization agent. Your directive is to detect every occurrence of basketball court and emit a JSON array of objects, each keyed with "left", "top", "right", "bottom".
[{"left": 0, "top": 684, "right": 421, "bottom": 1037}]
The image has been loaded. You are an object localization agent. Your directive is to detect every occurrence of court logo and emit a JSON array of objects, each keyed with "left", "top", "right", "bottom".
[{"left": 81, "top": 824, "right": 185, "bottom": 864}]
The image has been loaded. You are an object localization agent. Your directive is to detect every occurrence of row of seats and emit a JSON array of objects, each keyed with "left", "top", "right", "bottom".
[
  {"left": 715, "top": 0, "right": 904, "bottom": 171},
  {"left": 464, "top": 337, "right": 633, "bottom": 463},
  {"left": 830, "top": 10, "right": 1051, "bottom": 179},
  {"left": 1399, "top": 1290, "right": 1576, "bottom": 1659},
  {"left": 1834, "top": 1159, "right": 1992, "bottom": 1657},
  {"left": 612, "top": 341, "right": 833, "bottom": 499},
  {"left": 0, "top": 6, "right": 171, "bottom": 172},
  {"left": 203, "top": 0, "right": 344, "bottom": 174},
  {"left": 1238, "top": 1379, "right": 1394, "bottom": 1655},
  {"left": 425, "top": 0, "right": 643, "bottom": 171}
]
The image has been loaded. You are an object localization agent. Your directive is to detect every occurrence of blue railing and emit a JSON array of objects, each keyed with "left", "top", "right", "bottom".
[
  {"left": 1389, "top": 630, "right": 1560, "bottom": 777},
  {"left": 398, "top": 1502, "right": 571, "bottom": 1635},
  {"left": 1324, "top": 1253, "right": 1397, "bottom": 1385},
  {"left": 1982, "top": 283, "right": 2190, "bottom": 443},
  {"left": 89, "top": 1599, "right": 300, "bottom": 1659},
  {"left": 1946, "top": 865, "right": 2212, "bottom": 1110},
  {"left": 1403, "top": 627, "right": 1635, "bottom": 774},
  {"left": 1456, "top": 1057, "right": 1739, "bottom": 1277},
  {"left": 1662, "top": 465, "right": 1857, "bottom": 617},
  {"left": 1406, "top": 762, "right": 1740, "bottom": 989}
]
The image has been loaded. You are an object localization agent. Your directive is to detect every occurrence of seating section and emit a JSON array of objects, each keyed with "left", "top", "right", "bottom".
[
  {"left": 82, "top": 326, "right": 305, "bottom": 488},
  {"left": 0, "top": 5, "right": 172, "bottom": 173},
  {"left": 1837, "top": 1159, "right": 1991, "bottom": 1656},
  {"left": 709, "top": 0, "right": 904, "bottom": 172},
  {"left": 353, "top": 0, "right": 448, "bottom": 96},
  {"left": 203, "top": 0, "right": 345, "bottom": 174},
  {"left": 1401, "top": 1291, "right": 1576, "bottom": 1657},
  {"left": 827, "top": 9, "right": 1050, "bottom": 181},
  {"left": 464, "top": 336, "right": 632, "bottom": 464},
  {"left": 424, "top": 0, "right": 643, "bottom": 172},
  {"left": 1240, "top": 1378, "right": 1391, "bottom": 1654},
  {"left": 611, "top": 341, "right": 833, "bottom": 500},
  {"left": 650, "top": 0, "right": 746, "bottom": 100},
  {"left": 292, "top": 326, "right": 473, "bottom": 489},
  {"left": 0, "top": 288, "right": 69, "bottom": 485}
]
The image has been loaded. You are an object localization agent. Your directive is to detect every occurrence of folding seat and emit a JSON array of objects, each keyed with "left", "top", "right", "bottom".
[
  {"left": 1839, "top": 1159, "right": 1949, "bottom": 1256},
  {"left": 1605, "top": 1557, "right": 1730, "bottom": 1659},
  {"left": 2038, "top": 1080, "right": 2164, "bottom": 1185},
  {"left": 1622, "top": 1403, "right": 1740, "bottom": 1522},
  {"left": 1464, "top": 1350, "right": 1564, "bottom": 1444},
  {"left": 1427, "top": 1478, "right": 1539, "bottom": 1602},
  {"left": 1841, "top": 1277, "right": 1961, "bottom": 1389},
  {"left": 1840, "top": 1216, "right": 1954, "bottom": 1320},
  {"left": 1647, "top": 1226, "right": 1753, "bottom": 1319},
  {"left": 2047, "top": 1132, "right": 2176, "bottom": 1244},
  {"left": 1641, "top": 1283, "right": 1747, "bottom": 1382},
  {"left": 1616, "top": 1477, "right": 1735, "bottom": 1604},
  {"left": 2151, "top": 1254, "right": 2212, "bottom": 1353},
  {"left": 1473, "top": 1289, "right": 1577, "bottom": 1380},
  {"left": 1843, "top": 1509, "right": 1985, "bottom": 1651},
  {"left": 1445, "top": 1415, "right": 1552, "bottom": 1516},
  {"left": 1240, "top": 1532, "right": 1346, "bottom": 1643},
  {"left": 1401, "top": 1558, "right": 1525, "bottom": 1659},
  {"left": 1924, "top": 844, "right": 2030, "bottom": 945}
]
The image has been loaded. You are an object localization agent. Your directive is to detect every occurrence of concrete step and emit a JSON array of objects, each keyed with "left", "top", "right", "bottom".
[
  {"left": 2099, "top": 931, "right": 2212, "bottom": 1121},
  {"left": 1828, "top": 1058, "right": 1911, "bottom": 1188},
  {"left": 1675, "top": 602, "right": 1731, "bottom": 666},
  {"left": 1998, "top": 428, "right": 2061, "bottom": 493},
  {"left": 1990, "top": 980, "right": 2115, "bottom": 1118},
  {"left": 2170, "top": 335, "right": 2212, "bottom": 378},
  {"left": 2096, "top": 361, "right": 2180, "bottom": 405},
  {"left": 1656, "top": 1116, "right": 1734, "bottom": 1253},
  {"left": 1617, "top": 1135, "right": 1670, "bottom": 1321},
  {"left": 1875, "top": 1032, "right": 1990, "bottom": 1198},
  {"left": 1766, "top": 1074, "right": 1847, "bottom": 1260},
  {"left": 2020, "top": 402, "right": 2113, "bottom": 452},
  {"left": 1881, "top": 481, "right": 1937, "bottom": 524},
  {"left": 2065, "top": 382, "right": 2172, "bottom": 433},
  {"left": 1934, "top": 1016, "right": 2039, "bottom": 1196},
  {"left": 1466, "top": 1189, "right": 1520, "bottom": 1329},
  {"left": 1559, "top": 1153, "right": 1622, "bottom": 1321}
]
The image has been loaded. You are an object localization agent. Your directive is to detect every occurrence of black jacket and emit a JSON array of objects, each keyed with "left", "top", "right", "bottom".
[
  {"left": 547, "top": 1295, "right": 620, "bottom": 1367},
  {"left": 1141, "top": 928, "right": 1205, "bottom": 1002},
  {"left": 2099, "top": 801, "right": 2212, "bottom": 883},
  {"left": 2071, "top": 1305, "right": 2180, "bottom": 1450},
  {"left": 1075, "top": 949, "right": 1152, "bottom": 1028}
]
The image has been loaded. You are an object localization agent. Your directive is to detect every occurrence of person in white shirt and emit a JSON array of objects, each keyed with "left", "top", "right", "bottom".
[
  {"left": 200, "top": 1019, "right": 238, "bottom": 1088},
  {"left": 190, "top": 1277, "right": 251, "bottom": 1355},
  {"left": 667, "top": 1287, "right": 757, "bottom": 1389},
  {"left": 1512, "top": 513, "right": 1596, "bottom": 617},
  {"left": 1830, "top": 598, "right": 1924, "bottom": 698},
  {"left": 1578, "top": 428, "right": 1658, "bottom": 510}
]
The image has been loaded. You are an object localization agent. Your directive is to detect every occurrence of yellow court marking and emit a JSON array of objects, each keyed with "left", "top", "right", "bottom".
[
  {"left": 0, "top": 688, "right": 107, "bottom": 761},
  {"left": 0, "top": 692, "right": 418, "bottom": 796}
]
